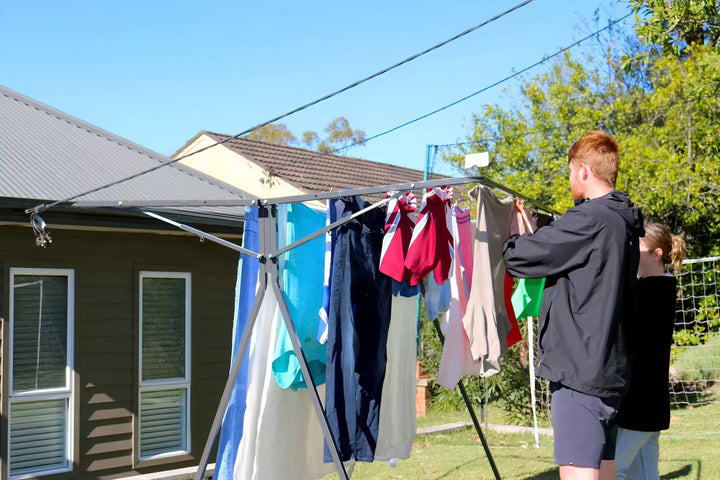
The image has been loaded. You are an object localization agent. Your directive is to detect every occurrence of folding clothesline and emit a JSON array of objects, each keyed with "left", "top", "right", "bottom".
[{"left": 48, "top": 176, "right": 558, "bottom": 480}]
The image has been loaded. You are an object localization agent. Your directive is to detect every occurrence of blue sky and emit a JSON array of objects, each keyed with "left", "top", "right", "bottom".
[{"left": 1, "top": 0, "right": 634, "bottom": 176}]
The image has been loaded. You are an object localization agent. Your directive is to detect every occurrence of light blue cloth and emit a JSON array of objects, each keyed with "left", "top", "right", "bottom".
[
  {"left": 424, "top": 277, "right": 451, "bottom": 320},
  {"left": 272, "top": 203, "right": 327, "bottom": 390},
  {"left": 615, "top": 428, "right": 661, "bottom": 480},
  {"left": 213, "top": 206, "right": 259, "bottom": 480}
]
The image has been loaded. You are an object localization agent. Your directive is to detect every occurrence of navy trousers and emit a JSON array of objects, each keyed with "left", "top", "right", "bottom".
[{"left": 324, "top": 196, "right": 392, "bottom": 462}]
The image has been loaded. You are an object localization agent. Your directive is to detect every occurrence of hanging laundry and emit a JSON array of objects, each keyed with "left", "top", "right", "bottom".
[
  {"left": 271, "top": 203, "right": 327, "bottom": 390},
  {"left": 318, "top": 198, "right": 344, "bottom": 345},
  {"left": 374, "top": 293, "right": 418, "bottom": 461},
  {"left": 461, "top": 186, "right": 529, "bottom": 376},
  {"left": 214, "top": 206, "right": 259, "bottom": 480},
  {"left": 437, "top": 205, "right": 483, "bottom": 388},
  {"left": 404, "top": 187, "right": 454, "bottom": 286},
  {"left": 504, "top": 272, "right": 523, "bottom": 348},
  {"left": 424, "top": 276, "right": 451, "bottom": 321},
  {"left": 234, "top": 290, "right": 336, "bottom": 480},
  {"left": 511, "top": 278, "right": 546, "bottom": 319},
  {"left": 379, "top": 191, "right": 417, "bottom": 283},
  {"left": 324, "top": 196, "right": 393, "bottom": 463}
]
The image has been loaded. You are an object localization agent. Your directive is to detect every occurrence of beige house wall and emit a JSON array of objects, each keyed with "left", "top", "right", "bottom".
[{"left": 176, "top": 134, "right": 308, "bottom": 200}]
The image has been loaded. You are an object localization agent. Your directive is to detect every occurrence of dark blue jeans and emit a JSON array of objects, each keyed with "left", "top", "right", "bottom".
[{"left": 324, "top": 196, "right": 392, "bottom": 462}]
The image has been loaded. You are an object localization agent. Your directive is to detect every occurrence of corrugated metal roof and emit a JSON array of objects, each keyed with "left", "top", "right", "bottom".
[{"left": 0, "top": 86, "right": 252, "bottom": 220}]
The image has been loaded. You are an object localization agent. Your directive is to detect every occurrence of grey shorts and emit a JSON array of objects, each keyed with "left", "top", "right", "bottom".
[{"left": 550, "top": 382, "right": 621, "bottom": 469}]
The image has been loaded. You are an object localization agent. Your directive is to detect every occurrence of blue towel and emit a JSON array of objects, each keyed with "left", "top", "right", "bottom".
[
  {"left": 213, "top": 206, "right": 259, "bottom": 480},
  {"left": 271, "top": 203, "right": 328, "bottom": 390}
]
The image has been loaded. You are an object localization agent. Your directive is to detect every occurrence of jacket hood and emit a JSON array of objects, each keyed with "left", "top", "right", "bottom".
[{"left": 586, "top": 190, "right": 645, "bottom": 236}]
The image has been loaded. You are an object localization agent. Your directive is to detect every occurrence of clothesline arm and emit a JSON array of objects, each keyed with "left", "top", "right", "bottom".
[
  {"left": 270, "top": 191, "right": 403, "bottom": 260},
  {"left": 138, "top": 209, "right": 262, "bottom": 259},
  {"left": 67, "top": 175, "right": 558, "bottom": 216}
]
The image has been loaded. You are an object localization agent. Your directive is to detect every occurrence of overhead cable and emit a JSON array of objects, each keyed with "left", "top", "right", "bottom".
[
  {"left": 28, "top": 0, "right": 535, "bottom": 215},
  {"left": 332, "top": 12, "right": 634, "bottom": 155}
]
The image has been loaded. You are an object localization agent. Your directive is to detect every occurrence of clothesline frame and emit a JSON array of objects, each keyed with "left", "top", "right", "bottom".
[
  {"left": 50, "top": 175, "right": 548, "bottom": 480},
  {"left": 69, "top": 174, "right": 561, "bottom": 217}
]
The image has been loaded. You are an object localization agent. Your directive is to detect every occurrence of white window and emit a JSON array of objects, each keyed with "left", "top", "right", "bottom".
[
  {"left": 138, "top": 272, "right": 191, "bottom": 460},
  {"left": 8, "top": 268, "right": 74, "bottom": 479}
]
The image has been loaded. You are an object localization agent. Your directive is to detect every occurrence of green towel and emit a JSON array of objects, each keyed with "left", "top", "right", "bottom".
[{"left": 511, "top": 278, "right": 545, "bottom": 319}]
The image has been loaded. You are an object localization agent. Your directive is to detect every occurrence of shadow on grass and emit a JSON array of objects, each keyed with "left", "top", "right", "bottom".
[
  {"left": 430, "top": 458, "right": 479, "bottom": 479},
  {"left": 661, "top": 464, "right": 694, "bottom": 479},
  {"left": 521, "top": 468, "right": 559, "bottom": 479}
]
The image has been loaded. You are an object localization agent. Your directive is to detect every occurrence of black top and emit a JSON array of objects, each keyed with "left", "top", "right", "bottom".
[
  {"left": 617, "top": 275, "right": 676, "bottom": 431},
  {"left": 503, "top": 190, "right": 644, "bottom": 397}
]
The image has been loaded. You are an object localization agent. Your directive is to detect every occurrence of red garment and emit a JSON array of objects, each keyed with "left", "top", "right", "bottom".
[
  {"left": 504, "top": 271, "right": 522, "bottom": 348},
  {"left": 404, "top": 187, "right": 454, "bottom": 286},
  {"left": 379, "top": 192, "right": 417, "bottom": 283}
]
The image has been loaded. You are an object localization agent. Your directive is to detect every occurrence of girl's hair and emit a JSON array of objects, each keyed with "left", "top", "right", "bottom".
[{"left": 643, "top": 223, "right": 687, "bottom": 273}]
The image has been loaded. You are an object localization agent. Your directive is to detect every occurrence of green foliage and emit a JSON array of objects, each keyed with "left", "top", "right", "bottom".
[
  {"left": 671, "top": 332, "right": 720, "bottom": 384},
  {"left": 313, "top": 116, "right": 366, "bottom": 153},
  {"left": 246, "top": 123, "right": 297, "bottom": 145},
  {"left": 247, "top": 117, "right": 365, "bottom": 153},
  {"left": 629, "top": 0, "right": 720, "bottom": 57},
  {"left": 443, "top": 39, "right": 720, "bottom": 255}
]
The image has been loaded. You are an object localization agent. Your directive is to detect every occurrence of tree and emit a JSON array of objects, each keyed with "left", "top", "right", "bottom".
[
  {"left": 246, "top": 123, "right": 296, "bottom": 146},
  {"left": 443, "top": 44, "right": 720, "bottom": 256},
  {"left": 630, "top": 0, "right": 720, "bottom": 56},
  {"left": 302, "top": 117, "right": 366, "bottom": 153},
  {"left": 248, "top": 117, "right": 366, "bottom": 154}
]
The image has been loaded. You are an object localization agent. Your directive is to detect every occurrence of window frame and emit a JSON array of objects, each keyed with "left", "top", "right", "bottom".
[
  {"left": 7, "top": 267, "right": 75, "bottom": 479},
  {"left": 137, "top": 271, "right": 192, "bottom": 462}
]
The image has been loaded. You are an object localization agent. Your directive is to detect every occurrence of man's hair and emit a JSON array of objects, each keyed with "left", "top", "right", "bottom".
[{"left": 567, "top": 130, "right": 619, "bottom": 187}]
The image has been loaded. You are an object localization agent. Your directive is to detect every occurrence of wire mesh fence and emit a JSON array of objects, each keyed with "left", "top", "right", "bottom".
[{"left": 666, "top": 256, "right": 720, "bottom": 439}]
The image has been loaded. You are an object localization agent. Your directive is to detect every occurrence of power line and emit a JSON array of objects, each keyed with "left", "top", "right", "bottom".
[
  {"left": 430, "top": 95, "right": 704, "bottom": 151},
  {"left": 332, "top": 12, "right": 634, "bottom": 155},
  {"left": 29, "top": 0, "right": 535, "bottom": 214}
]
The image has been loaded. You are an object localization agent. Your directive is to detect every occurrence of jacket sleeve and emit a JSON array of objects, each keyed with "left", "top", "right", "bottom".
[{"left": 502, "top": 207, "right": 600, "bottom": 279}]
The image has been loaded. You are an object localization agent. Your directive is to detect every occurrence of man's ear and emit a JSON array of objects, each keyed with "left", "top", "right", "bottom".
[{"left": 580, "top": 163, "right": 590, "bottom": 181}]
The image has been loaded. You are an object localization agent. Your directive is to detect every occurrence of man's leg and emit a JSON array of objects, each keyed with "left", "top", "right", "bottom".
[
  {"left": 551, "top": 384, "right": 620, "bottom": 479},
  {"left": 557, "top": 458, "right": 616, "bottom": 479},
  {"left": 559, "top": 464, "right": 600, "bottom": 479}
]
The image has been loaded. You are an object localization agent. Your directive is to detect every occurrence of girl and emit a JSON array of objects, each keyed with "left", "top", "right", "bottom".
[{"left": 615, "top": 223, "right": 686, "bottom": 479}]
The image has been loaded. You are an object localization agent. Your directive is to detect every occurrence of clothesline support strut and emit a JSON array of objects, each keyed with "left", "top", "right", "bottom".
[
  {"left": 194, "top": 204, "right": 350, "bottom": 480},
  {"left": 431, "top": 318, "right": 502, "bottom": 480},
  {"left": 139, "top": 209, "right": 262, "bottom": 258}
]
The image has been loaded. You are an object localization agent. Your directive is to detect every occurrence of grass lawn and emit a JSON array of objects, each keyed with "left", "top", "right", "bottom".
[{"left": 323, "top": 385, "right": 720, "bottom": 479}]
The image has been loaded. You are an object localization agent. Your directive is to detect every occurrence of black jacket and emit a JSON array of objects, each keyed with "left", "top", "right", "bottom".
[{"left": 503, "top": 190, "right": 644, "bottom": 398}]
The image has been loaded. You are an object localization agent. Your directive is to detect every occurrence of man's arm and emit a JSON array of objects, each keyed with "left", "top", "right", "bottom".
[{"left": 503, "top": 207, "right": 600, "bottom": 279}]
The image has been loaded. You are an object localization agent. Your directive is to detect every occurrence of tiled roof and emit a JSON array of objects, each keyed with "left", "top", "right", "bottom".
[
  {"left": 201, "top": 131, "right": 446, "bottom": 194},
  {"left": 0, "top": 86, "right": 252, "bottom": 221}
]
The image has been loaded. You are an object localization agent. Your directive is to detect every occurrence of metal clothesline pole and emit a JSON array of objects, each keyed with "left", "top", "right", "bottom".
[{"left": 431, "top": 318, "right": 502, "bottom": 480}]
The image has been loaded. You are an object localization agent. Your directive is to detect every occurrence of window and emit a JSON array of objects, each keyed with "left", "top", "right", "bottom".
[
  {"left": 138, "top": 272, "right": 191, "bottom": 460},
  {"left": 8, "top": 268, "right": 74, "bottom": 479}
]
